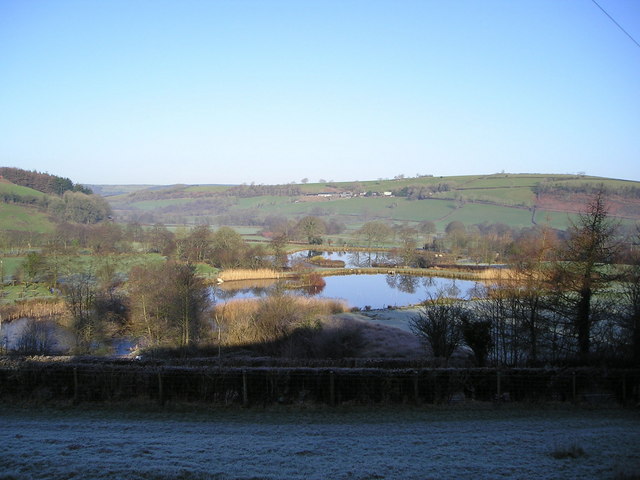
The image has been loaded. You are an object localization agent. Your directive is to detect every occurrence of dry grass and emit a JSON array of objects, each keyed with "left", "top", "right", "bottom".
[
  {"left": 475, "top": 268, "right": 552, "bottom": 289},
  {"left": 211, "top": 295, "right": 350, "bottom": 357},
  {"left": 0, "top": 299, "right": 66, "bottom": 322},
  {"left": 218, "top": 266, "right": 515, "bottom": 284},
  {"left": 473, "top": 268, "right": 514, "bottom": 281},
  {"left": 218, "top": 268, "right": 285, "bottom": 282}
]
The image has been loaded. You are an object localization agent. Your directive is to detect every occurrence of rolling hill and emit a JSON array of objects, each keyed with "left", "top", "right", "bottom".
[
  {"left": 0, "top": 169, "right": 112, "bottom": 233},
  {"left": 101, "top": 173, "right": 640, "bottom": 232},
  {"left": 0, "top": 179, "right": 56, "bottom": 233}
]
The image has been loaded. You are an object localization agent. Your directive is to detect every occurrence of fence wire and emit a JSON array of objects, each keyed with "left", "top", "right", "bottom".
[{"left": 1, "top": 361, "right": 638, "bottom": 407}]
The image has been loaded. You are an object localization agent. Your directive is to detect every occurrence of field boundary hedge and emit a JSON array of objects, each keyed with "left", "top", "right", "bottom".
[{"left": 1, "top": 358, "right": 638, "bottom": 407}]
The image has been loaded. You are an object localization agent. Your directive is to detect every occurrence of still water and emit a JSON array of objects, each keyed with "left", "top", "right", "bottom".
[
  {"left": 213, "top": 274, "right": 479, "bottom": 310},
  {"left": 289, "top": 250, "right": 398, "bottom": 268}
]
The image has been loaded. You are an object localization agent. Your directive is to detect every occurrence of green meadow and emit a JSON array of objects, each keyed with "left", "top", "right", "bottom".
[{"left": 0, "top": 204, "right": 54, "bottom": 233}]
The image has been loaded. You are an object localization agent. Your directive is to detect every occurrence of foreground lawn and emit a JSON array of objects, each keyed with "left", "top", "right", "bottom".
[{"left": 1, "top": 405, "right": 638, "bottom": 480}]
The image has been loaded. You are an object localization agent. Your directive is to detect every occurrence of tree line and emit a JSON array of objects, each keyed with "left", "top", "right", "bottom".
[
  {"left": 410, "top": 191, "right": 640, "bottom": 366},
  {"left": 534, "top": 180, "right": 640, "bottom": 199},
  {"left": 0, "top": 167, "right": 92, "bottom": 195}
]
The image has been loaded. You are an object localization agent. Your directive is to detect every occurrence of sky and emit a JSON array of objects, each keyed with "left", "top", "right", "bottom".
[{"left": 1, "top": 0, "right": 639, "bottom": 186}]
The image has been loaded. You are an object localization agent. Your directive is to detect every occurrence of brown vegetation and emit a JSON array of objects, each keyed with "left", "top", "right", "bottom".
[
  {"left": 307, "top": 255, "right": 346, "bottom": 268},
  {"left": 0, "top": 299, "right": 66, "bottom": 322},
  {"left": 212, "top": 295, "right": 353, "bottom": 357},
  {"left": 218, "top": 268, "right": 285, "bottom": 282}
]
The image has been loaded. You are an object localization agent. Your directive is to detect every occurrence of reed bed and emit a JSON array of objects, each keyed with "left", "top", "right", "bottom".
[
  {"left": 218, "top": 268, "right": 287, "bottom": 282},
  {"left": 0, "top": 299, "right": 66, "bottom": 322},
  {"left": 211, "top": 295, "right": 351, "bottom": 357},
  {"left": 471, "top": 268, "right": 515, "bottom": 281}
]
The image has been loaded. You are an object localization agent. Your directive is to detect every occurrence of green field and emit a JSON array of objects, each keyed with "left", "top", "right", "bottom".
[
  {"left": 0, "top": 252, "right": 167, "bottom": 286},
  {"left": 128, "top": 197, "right": 202, "bottom": 210},
  {"left": 0, "top": 182, "right": 47, "bottom": 199},
  {"left": 437, "top": 203, "right": 535, "bottom": 229},
  {"left": 0, "top": 203, "right": 54, "bottom": 233},
  {"left": 0, "top": 256, "right": 25, "bottom": 282},
  {"left": 96, "top": 173, "right": 640, "bottom": 232}
]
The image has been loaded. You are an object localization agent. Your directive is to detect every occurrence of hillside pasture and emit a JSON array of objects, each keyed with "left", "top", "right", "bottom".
[
  {"left": 183, "top": 184, "right": 232, "bottom": 194},
  {"left": 438, "top": 203, "right": 535, "bottom": 230},
  {"left": 100, "top": 173, "right": 640, "bottom": 231},
  {"left": 454, "top": 185, "right": 535, "bottom": 206},
  {"left": 0, "top": 204, "right": 54, "bottom": 233},
  {"left": 456, "top": 173, "right": 551, "bottom": 188},
  {"left": 0, "top": 181, "right": 47, "bottom": 200},
  {"left": 123, "top": 197, "right": 200, "bottom": 211},
  {"left": 0, "top": 256, "right": 26, "bottom": 282}
]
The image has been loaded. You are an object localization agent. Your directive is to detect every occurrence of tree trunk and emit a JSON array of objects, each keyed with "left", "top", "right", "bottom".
[{"left": 576, "top": 286, "right": 592, "bottom": 362}]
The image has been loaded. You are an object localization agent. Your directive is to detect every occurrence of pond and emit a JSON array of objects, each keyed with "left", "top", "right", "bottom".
[
  {"left": 212, "top": 274, "right": 480, "bottom": 310},
  {"left": 0, "top": 317, "right": 74, "bottom": 354},
  {"left": 289, "top": 250, "right": 399, "bottom": 268}
]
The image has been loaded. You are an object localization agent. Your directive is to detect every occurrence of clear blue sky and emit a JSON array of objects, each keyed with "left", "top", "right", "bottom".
[{"left": 1, "top": 0, "right": 639, "bottom": 186}]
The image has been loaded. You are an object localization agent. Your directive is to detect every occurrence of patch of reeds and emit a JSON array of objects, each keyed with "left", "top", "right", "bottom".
[
  {"left": 472, "top": 268, "right": 514, "bottom": 281},
  {"left": 218, "top": 268, "right": 285, "bottom": 282},
  {"left": 0, "top": 299, "right": 66, "bottom": 322}
]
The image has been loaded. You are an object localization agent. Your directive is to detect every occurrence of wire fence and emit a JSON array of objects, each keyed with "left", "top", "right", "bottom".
[{"left": 1, "top": 360, "right": 638, "bottom": 407}]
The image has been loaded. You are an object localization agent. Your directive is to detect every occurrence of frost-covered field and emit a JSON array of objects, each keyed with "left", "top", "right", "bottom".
[{"left": 1, "top": 406, "right": 639, "bottom": 480}]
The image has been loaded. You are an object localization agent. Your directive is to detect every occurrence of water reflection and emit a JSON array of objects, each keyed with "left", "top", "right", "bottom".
[
  {"left": 213, "top": 278, "right": 279, "bottom": 301},
  {"left": 289, "top": 250, "right": 397, "bottom": 268},
  {"left": 212, "top": 274, "right": 478, "bottom": 309}
]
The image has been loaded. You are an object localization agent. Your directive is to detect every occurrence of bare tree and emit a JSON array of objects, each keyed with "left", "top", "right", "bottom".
[
  {"left": 128, "top": 262, "right": 210, "bottom": 348},
  {"left": 63, "top": 272, "right": 100, "bottom": 353},
  {"left": 410, "top": 298, "right": 467, "bottom": 363},
  {"left": 15, "top": 319, "right": 54, "bottom": 355}
]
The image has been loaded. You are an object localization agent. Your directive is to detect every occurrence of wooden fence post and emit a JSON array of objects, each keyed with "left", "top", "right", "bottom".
[
  {"left": 432, "top": 372, "right": 437, "bottom": 404},
  {"left": 242, "top": 370, "right": 248, "bottom": 407},
  {"left": 329, "top": 371, "right": 335, "bottom": 406},
  {"left": 73, "top": 367, "right": 79, "bottom": 405},
  {"left": 157, "top": 368, "right": 164, "bottom": 406}
]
